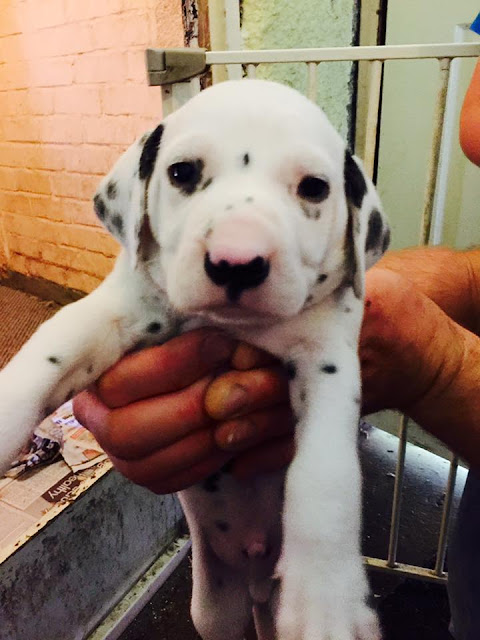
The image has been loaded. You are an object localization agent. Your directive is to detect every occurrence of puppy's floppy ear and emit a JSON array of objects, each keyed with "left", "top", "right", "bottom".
[
  {"left": 343, "top": 150, "right": 390, "bottom": 298},
  {"left": 93, "top": 124, "right": 164, "bottom": 267}
]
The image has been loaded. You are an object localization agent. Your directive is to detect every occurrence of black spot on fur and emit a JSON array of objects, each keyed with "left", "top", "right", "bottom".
[
  {"left": 243, "top": 153, "right": 250, "bottom": 166},
  {"left": 382, "top": 226, "right": 391, "bottom": 253},
  {"left": 139, "top": 124, "right": 164, "bottom": 181},
  {"left": 47, "top": 356, "right": 61, "bottom": 365},
  {"left": 147, "top": 321, "right": 162, "bottom": 333},
  {"left": 93, "top": 194, "right": 107, "bottom": 222},
  {"left": 245, "top": 196, "right": 254, "bottom": 203},
  {"left": 106, "top": 181, "right": 117, "bottom": 199},
  {"left": 306, "top": 294, "right": 313, "bottom": 303},
  {"left": 344, "top": 150, "right": 367, "bottom": 209},
  {"left": 215, "top": 520, "right": 230, "bottom": 532},
  {"left": 317, "top": 273, "right": 328, "bottom": 284},
  {"left": 343, "top": 206, "right": 361, "bottom": 298},
  {"left": 202, "top": 177, "right": 213, "bottom": 191},
  {"left": 300, "top": 202, "right": 321, "bottom": 220},
  {"left": 87, "top": 364, "right": 94, "bottom": 375},
  {"left": 285, "top": 360, "right": 296, "bottom": 380},
  {"left": 300, "top": 389, "right": 306, "bottom": 403},
  {"left": 320, "top": 363, "right": 337, "bottom": 374},
  {"left": 344, "top": 306, "right": 352, "bottom": 313},
  {"left": 365, "top": 209, "right": 383, "bottom": 252},
  {"left": 202, "top": 472, "right": 221, "bottom": 493},
  {"left": 110, "top": 213, "right": 124, "bottom": 236}
]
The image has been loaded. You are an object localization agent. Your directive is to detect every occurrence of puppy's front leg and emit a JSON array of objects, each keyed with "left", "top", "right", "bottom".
[
  {"left": 275, "top": 333, "right": 380, "bottom": 640},
  {"left": 0, "top": 254, "right": 175, "bottom": 473}
]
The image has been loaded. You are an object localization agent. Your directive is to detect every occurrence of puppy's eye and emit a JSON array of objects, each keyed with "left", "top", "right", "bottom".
[
  {"left": 297, "top": 176, "right": 330, "bottom": 203},
  {"left": 168, "top": 161, "right": 201, "bottom": 190}
]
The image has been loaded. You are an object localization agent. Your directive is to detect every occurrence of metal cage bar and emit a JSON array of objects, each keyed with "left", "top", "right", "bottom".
[
  {"left": 148, "top": 42, "right": 480, "bottom": 585},
  {"left": 387, "top": 415, "right": 409, "bottom": 568}
]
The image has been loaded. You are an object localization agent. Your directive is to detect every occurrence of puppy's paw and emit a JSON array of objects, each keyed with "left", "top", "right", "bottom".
[{"left": 275, "top": 546, "right": 381, "bottom": 640}]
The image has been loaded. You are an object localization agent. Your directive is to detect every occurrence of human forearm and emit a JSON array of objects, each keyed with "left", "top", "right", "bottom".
[
  {"left": 408, "top": 319, "right": 480, "bottom": 468},
  {"left": 376, "top": 246, "right": 480, "bottom": 335},
  {"left": 460, "top": 60, "right": 480, "bottom": 166}
]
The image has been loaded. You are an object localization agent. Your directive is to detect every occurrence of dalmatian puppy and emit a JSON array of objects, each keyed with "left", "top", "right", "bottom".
[{"left": 0, "top": 79, "right": 389, "bottom": 640}]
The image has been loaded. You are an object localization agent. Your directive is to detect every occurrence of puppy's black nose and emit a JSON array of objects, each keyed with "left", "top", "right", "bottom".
[{"left": 204, "top": 253, "right": 270, "bottom": 301}]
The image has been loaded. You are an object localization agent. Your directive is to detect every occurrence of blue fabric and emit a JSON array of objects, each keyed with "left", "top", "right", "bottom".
[
  {"left": 448, "top": 470, "right": 480, "bottom": 639},
  {"left": 470, "top": 13, "right": 480, "bottom": 35}
]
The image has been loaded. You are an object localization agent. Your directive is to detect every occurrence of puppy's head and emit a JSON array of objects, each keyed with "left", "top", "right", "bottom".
[{"left": 94, "top": 80, "right": 389, "bottom": 325}]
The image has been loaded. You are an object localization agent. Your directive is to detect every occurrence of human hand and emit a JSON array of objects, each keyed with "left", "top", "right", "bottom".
[{"left": 73, "top": 329, "right": 294, "bottom": 493}]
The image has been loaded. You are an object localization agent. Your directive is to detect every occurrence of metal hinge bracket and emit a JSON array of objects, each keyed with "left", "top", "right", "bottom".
[{"left": 145, "top": 48, "right": 207, "bottom": 85}]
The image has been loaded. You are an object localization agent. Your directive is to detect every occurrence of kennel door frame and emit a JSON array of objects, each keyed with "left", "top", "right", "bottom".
[{"left": 146, "top": 41, "right": 480, "bottom": 585}]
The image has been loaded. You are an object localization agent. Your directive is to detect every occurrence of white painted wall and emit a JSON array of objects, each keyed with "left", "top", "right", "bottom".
[{"left": 377, "top": 1, "right": 479, "bottom": 250}]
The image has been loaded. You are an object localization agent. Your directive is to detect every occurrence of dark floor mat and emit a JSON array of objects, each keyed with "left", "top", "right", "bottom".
[{"left": 0, "top": 285, "right": 59, "bottom": 368}]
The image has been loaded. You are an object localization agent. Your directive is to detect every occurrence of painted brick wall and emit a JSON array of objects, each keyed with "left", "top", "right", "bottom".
[{"left": 0, "top": 0, "right": 183, "bottom": 292}]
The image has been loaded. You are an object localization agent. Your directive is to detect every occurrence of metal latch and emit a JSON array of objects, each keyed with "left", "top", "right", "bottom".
[{"left": 145, "top": 48, "right": 207, "bottom": 85}]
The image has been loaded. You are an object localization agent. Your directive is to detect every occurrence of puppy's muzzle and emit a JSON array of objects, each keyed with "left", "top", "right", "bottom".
[{"left": 204, "top": 253, "right": 270, "bottom": 302}]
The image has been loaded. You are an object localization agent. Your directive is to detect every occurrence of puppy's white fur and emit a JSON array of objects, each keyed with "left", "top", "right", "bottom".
[{"left": 0, "top": 80, "right": 389, "bottom": 640}]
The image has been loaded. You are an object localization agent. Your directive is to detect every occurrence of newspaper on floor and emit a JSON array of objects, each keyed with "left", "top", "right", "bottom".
[{"left": 5, "top": 400, "right": 107, "bottom": 478}]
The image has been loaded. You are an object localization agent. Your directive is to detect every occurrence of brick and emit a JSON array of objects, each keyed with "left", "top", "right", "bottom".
[
  {"left": 51, "top": 172, "right": 98, "bottom": 200},
  {"left": 26, "top": 23, "right": 95, "bottom": 59},
  {"left": 64, "top": 0, "right": 125, "bottom": 24},
  {"left": 81, "top": 115, "right": 141, "bottom": 145},
  {"left": 8, "top": 233, "right": 114, "bottom": 278},
  {"left": 0, "top": 61, "right": 31, "bottom": 90},
  {"left": 63, "top": 144, "right": 122, "bottom": 175},
  {"left": 19, "top": 0, "right": 66, "bottom": 32},
  {"left": 0, "top": 6, "right": 22, "bottom": 37},
  {"left": 0, "top": 167, "right": 52, "bottom": 194},
  {"left": 27, "top": 194, "right": 65, "bottom": 221},
  {"left": 90, "top": 12, "right": 151, "bottom": 51},
  {"left": 102, "top": 84, "right": 162, "bottom": 117},
  {"left": 2, "top": 117, "right": 42, "bottom": 143},
  {"left": 29, "top": 57, "right": 75, "bottom": 88},
  {"left": 73, "top": 51, "right": 127, "bottom": 84},
  {"left": 54, "top": 86, "right": 101, "bottom": 115},
  {"left": 4, "top": 214, "right": 119, "bottom": 255},
  {"left": 0, "top": 34, "right": 25, "bottom": 64},
  {"left": 40, "top": 115, "right": 84, "bottom": 144}
]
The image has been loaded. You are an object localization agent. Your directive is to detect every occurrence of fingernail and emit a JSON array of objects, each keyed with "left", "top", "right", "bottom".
[
  {"left": 222, "top": 383, "right": 248, "bottom": 416},
  {"left": 221, "top": 419, "right": 253, "bottom": 451},
  {"left": 200, "top": 333, "right": 236, "bottom": 368}
]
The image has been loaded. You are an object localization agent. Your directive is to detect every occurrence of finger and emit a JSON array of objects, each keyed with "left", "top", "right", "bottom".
[
  {"left": 94, "top": 376, "right": 214, "bottom": 460},
  {"left": 147, "top": 454, "right": 233, "bottom": 494},
  {"left": 214, "top": 405, "right": 294, "bottom": 452},
  {"left": 72, "top": 389, "right": 110, "bottom": 435},
  {"left": 205, "top": 366, "right": 289, "bottom": 421},
  {"left": 109, "top": 428, "right": 230, "bottom": 488},
  {"left": 231, "top": 343, "right": 279, "bottom": 370},
  {"left": 230, "top": 436, "right": 295, "bottom": 480},
  {"left": 98, "top": 329, "right": 237, "bottom": 408}
]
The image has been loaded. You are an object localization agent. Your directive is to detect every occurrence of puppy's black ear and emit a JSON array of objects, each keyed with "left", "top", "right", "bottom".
[
  {"left": 93, "top": 124, "right": 164, "bottom": 266},
  {"left": 343, "top": 150, "right": 390, "bottom": 298}
]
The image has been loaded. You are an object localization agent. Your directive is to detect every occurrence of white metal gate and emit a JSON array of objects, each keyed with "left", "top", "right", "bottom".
[{"left": 145, "top": 41, "right": 480, "bottom": 585}]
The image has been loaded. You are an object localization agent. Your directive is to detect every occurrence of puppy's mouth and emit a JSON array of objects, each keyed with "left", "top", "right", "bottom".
[{"left": 191, "top": 303, "right": 279, "bottom": 327}]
